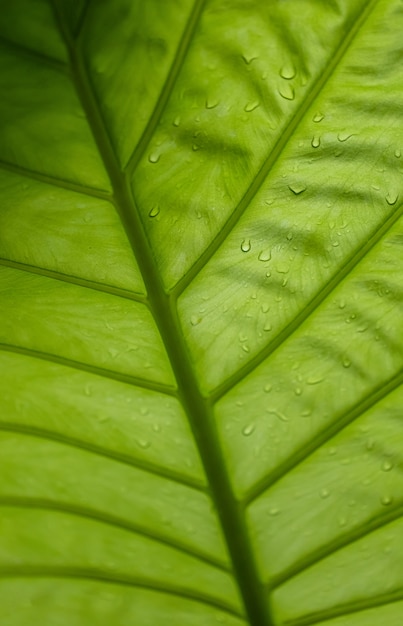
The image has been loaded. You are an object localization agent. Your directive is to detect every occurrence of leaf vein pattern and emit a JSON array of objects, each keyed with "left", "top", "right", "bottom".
[
  {"left": 0, "top": 567, "right": 244, "bottom": 618},
  {"left": 0, "top": 34, "right": 68, "bottom": 72},
  {"left": 0, "top": 159, "right": 111, "bottom": 200},
  {"left": 174, "top": 0, "right": 381, "bottom": 297},
  {"left": 243, "top": 370, "right": 403, "bottom": 505},
  {"left": 283, "top": 590, "right": 403, "bottom": 626},
  {"left": 0, "top": 259, "right": 147, "bottom": 304},
  {"left": 269, "top": 502, "right": 403, "bottom": 591},
  {"left": 0, "top": 497, "right": 228, "bottom": 572},
  {"left": 213, "top": 201, "right": 403, "bottom": 402},
  {"left": 50, "top": 1, "right": 274, "bottom": 623},
  {"left": 125, "top": 0, "right": 207, "bottom": 175},
  {"left": 0, "top": 423, "right": 205, "bottom": 492},
  {"left": 0, "top": 344, "right": 175, "bottom": 396}
]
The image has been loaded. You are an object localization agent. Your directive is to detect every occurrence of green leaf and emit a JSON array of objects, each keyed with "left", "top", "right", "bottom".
[{"left": 0, "top": 1, "right": 402, "bottom": 625}]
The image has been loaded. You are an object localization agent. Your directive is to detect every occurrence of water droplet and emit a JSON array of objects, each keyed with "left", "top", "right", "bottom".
[
  {"left": 244, "top": 101, "right": 260, "bottom": 112},
  {"left": 261, "top": 303, "right": 270, "bottom": 313},
  {"left": 381, "top": 495, "right": 393, "bottom": 506},
  {"left": 342, "top": 358, "right": 351, "bottom": 368},
  {"left": 84, "top": 384, "right": 92, "bottom": 397},
  {"left": 242, "top": 423, "right": 255, "bottom": 436},
  {"left": 263, "top": 322, "right": 272, "bottom": 332},
  {"left": 307, "top": 376, "right": 324, "bottom": 385},
  {"left": 311, "top": 136, "right": 320, "bottom": 148},
  {"left": 205, "top": 98, "right": 219, "bottom": 109},
  {"left": 276, "top": 262, "right": 289, "bottom": 274},
  {"left": 385, "top": 191, "right": 398, "bottom": 205},
  {"left": 148, "top": 152, "right": 160, "bottom": 164},
  {"left": 152, "top": 423, "right": 161, "bottom": 433},
  {"left": 278, "top": 83, "right": 295, "bottom": 100},
  {"left": 238, "top": 332, "right": 248, "bottom": 343},
  {"left": 242, "top": 54, "right": 258, "bottom": 65},
  {"left": 265, "top": 271, "right": 272, "bottom": 278},
  {"left": 394, "top": 148, "right": 401, "bottom": 158},
  {"left": 382, "top": 460, "right": 393, "bottom": 472},
  {"left": 172, "top": 116, "right": 180, "bottom": 127},
  {"left": 313, "top": 112, "right": 324, "bottom": 123},
  {"left": 190, "top": 315, "right": 201, "bottom": 326},
  {"left": 269, "top": 507, "right": 280, "bottom": 516},
  {"left": 268, "top": 409, "right": 288, "bottom": 422},
  {"left": 241, "top": 239, "right": 251, "bottom": 252},
  {"left": 338, "top": 516, "right": 347, "bottom": 527},
  {"left": 258, "top": 250, "right": 271, "bottom": 262},
  {"left": 338, "top": 299, "right": 346, "bottom": 309},
  {"left": 328, "top": 446, "right": 337, "bottom": 456},
  {"left": 301, "top": 409, "right": 312, "bottom": 417},
  {"left": 264, "top": 384, "right": 272, "bottom": 393},
  {"left": 137, "top": 439, "right": 151, "bottom": 449},
  {"left": 294, "top": 387, "right": 302, "bottom": 396},
  {"left": 288, "top": 183, "right": 306, "bottom": 195},
  {"left": 280, "top": 63, "right": 296, "bottom": 79},
  {"left": 320, "top": 488, "right": 330, "bottom": 499},
  {"left": 242, "top": 344, "right": 250, "bottom": 353},
  {"left": 148, "top": 205, "right": 160, "bottom": 218},
  {"left": 337, "top": 131, "right": 353, "bottom": 142}
]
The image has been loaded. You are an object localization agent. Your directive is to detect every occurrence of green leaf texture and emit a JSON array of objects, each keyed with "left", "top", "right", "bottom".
[{"left": 0, "top": 1, "right": 402, "bottom": 624}]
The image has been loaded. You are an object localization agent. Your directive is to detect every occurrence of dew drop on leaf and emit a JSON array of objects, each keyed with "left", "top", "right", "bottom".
[
  {"left": 172, "top": 116, "right": 180, "bottom": 127},
  {"left": 258, "top": 250, "right": 271, "bottom": 262},
  {"left": 313, "top": 112, "right": 324, "bottom": 122},
  {"left": 264, "top": 383, "right": 272, "bottom": 393},
  {"left": 288, "top": 182, "right": 306, "bottom": 195},
  {"left": 190, "top": 315, "right": 201, "bottom": 326},
  {"left": 279, "top": 62, "right": 296, "bottom": 79},
  {"left": 242, "top": 53, "right": 258, "bottom": 65},
  {"left": 337, "top": 131, "right": 354, "bottom": 142},
  {"left": 385, "top": 191, "right": 398, "bottom": 205},
  {"left": 241, "top": 239, "right": 251, "bottom": 252},
  {"left": 148, "top": 205, "right": 160, "bottom": 218},
  {"left": 342, "top": 358, "right": 351, "bottom": 368},
  {"left": 278, "top": 83, "right": 295, "bottom": 100},
  {"left": 381, "top": 495, "right": 393, "bottom": 506},
  {"left": 311, "top": 136, "right": 320, "bottom": 148},
  {"left": 263, "top": 322, "right": 272, "bottom": 332},
  {"left": 294, "top": 387, "right": 302, "bottom": 396},
  {"left": 319, "top": 488, "right": 330, "bottom": 499},
  {"left": 244, "top": 101, "right": 260, "bottom": 112},
  {"left": 148, "top": 152, "right": 160, "bottom": 163},
  {"left": 382, "top": 460, "right": 393, "bottom": 472},
  {"left": 242, "top": 423, "right": 255, "bottom": 436},
  {"left": 394, "top": 148, "right": 401, "bottom": 158},
  {"left": 205, "top": 98, "right": 219, "bottom": 109},
  {"left": 269, "top": 507, "right": 280, "bottom": 516},
  {"left": 137, "top": 439, "right": 151, "bottom": 449}
]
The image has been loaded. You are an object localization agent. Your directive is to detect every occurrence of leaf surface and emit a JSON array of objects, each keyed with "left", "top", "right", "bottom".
[{"left": 0, "top": 1, "right": 402, "bottom": 625}]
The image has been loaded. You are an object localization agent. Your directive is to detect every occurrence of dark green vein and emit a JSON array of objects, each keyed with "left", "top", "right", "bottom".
[
  {"left": 0, "top": 423, "right": 206, "bottom": 493},
  {"left": 212, "top": 200, "right": 403, "bottom": 402},
  {"left": 0, "top": 343, "right": 176, "bottom": 397},
  {"left": 125, "top": 0, "right": 206, "bottom": 174},
  {"left": 0, "top": 258, "right": 147, "bottom": 304},
  {"left": 51, "top": 1, "right": 270, "bottom": 622},
  {"left": 243, "top": 371, "right": 403, "bottom": 506},
  {"left": 282, "top": 589, "right": 403, "bottom": 626},
  {"left": 173, "top": 0, "right": 381, "bottom": 298},
  {"left": 0, "top": 497, "right": 229, "bottom": 572},
  {"left": 268, "top": 501, "right": 403, "bottom": 592},
  {"left": 0, "top": 158, "right": 111, "bottom": 200},
  {"left": 0, "top": 34, "right": 68, "bottom": 72},
  {"left": 74, "top": 0, "right": 92, "bottom": 40},
  {"left": 0, "top": 567, "right": 243, "bottom": 619}
]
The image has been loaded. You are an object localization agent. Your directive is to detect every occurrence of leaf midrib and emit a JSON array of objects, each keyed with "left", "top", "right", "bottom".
[{"left": 51, "top": 2, "right": 272, "bottom": 624}]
